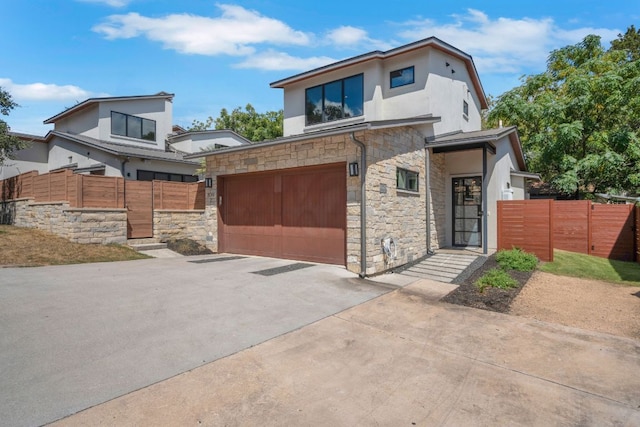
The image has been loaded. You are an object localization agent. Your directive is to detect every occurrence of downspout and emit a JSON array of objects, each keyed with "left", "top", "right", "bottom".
[
  {"left": 424, "top": 140, "right": 434, "bottom": 255},
  {"left": 482, "top": 146, "right": 488, "bottom": 255},
  {"left": 349, "top": 132, "right": 367, "bottom": 278}
]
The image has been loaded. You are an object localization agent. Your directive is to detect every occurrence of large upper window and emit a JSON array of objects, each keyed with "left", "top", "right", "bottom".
[
  {"left": 305, "top": 74, "right": 363, "bottom": 125},
  {"left": 390, "top": 66, "right": 415, "bottom": 88},
  {"left": 111, "top": 111, "right": 156, "bottom": 141}
]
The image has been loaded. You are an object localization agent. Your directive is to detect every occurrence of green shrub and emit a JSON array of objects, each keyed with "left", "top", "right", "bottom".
[
  {"left": 475, "top": 268, "right": 518, "bottom": 292},
  {"left": 495, "top": 248, "right": 538, "bottom": 272}
]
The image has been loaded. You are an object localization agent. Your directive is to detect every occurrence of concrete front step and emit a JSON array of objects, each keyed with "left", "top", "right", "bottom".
[
  {"left": 127, "top": 238, "right": 167, "bottom": 251},
  {"left": 397, "top": 252, "right": 482, "bottom": 283}
]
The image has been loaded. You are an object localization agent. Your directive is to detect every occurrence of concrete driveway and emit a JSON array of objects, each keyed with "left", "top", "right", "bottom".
[
  {"left": 0, "top": 255, "right": 392, "bottom": 427},
  {"left": 52, "top": 280, "right": 640, "bottom": 426},
  {"left": 3, "top": 257, "right": 640, "bottom": 426}
]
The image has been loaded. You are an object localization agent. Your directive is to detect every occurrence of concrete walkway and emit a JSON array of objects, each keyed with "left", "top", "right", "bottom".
[
  {"left": 52, "top": 279, "right": 640, "bottom": 427},
  {"left": 398, "top": 252, "right": 481, "bottom": 283}
]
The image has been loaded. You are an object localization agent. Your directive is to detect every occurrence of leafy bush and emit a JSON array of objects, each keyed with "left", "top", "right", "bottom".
[
  {"left": 496, "top": 248, "right": 538, "bottom": 272},
  {"left": 475, "top": 268, "right": 518, "bottom": 292}
]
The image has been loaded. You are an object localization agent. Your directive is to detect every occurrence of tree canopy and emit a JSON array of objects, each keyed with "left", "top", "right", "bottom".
[
  {"left": 488, "top": 30, "right": 640, "bottom": 197},
  {"left": 190, "top": 103, "right": 283, "bottom": 142},
  {"left": 0, "top": 87, "right": 26, "bottom": 166}
]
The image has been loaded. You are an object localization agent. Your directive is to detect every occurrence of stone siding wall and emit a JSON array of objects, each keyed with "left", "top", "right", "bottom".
[
  {"left": 1, "top": 199, "right": 127, "bottom": 244},
  {"left": 363, "top": 127, "right": 428, "bottom": 274},
  {"left": 205, "top": 127, "right": 431, "bottom": 275},
  {"left": 429, "top": 152, "right": 447, "bottom": 248},
  {"left": 154, "top": 210, "right": 209, "bottom": 243}
]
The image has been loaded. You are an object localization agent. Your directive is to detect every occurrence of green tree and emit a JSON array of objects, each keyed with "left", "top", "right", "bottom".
[
  {"left": 190, "top": 104, "right": 283, "bottom": 142},
  {"left": 610, "top": 24, "right": 640, "bottom": 61},
  {"left": 488, "top": 33, "right": 640, "bottom": 197},
  {"left": 0, "top": 87, "right": 26, "bottom": 165}
]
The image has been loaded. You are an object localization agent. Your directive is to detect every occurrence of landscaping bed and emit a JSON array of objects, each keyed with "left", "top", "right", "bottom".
[{"left": 442, "top": 253, "right": 534, "bottom": 313}]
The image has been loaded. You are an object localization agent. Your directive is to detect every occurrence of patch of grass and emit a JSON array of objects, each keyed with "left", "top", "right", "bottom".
[
  {"left": 541, "top": 250, "right": 640, "bottom": 286},
  {"left": 496, "top": 248, "right": 538, "bottom": 272},
  {"left": 0, "top": 225, "right": 150, "bottom": 267},
  {"left": 475, "top": 267, "right": 518, "bottom": 292}
]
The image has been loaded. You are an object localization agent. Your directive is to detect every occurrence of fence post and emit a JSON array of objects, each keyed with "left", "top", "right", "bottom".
[
  {"left": 587, "top": 200, "right": 592, "bottom": 256},
  {"left": 76, "top": 174, "right": 83, "bottom": 208},
  {"left": 548, "top": 199, "right": 554, "bottom": 262}
]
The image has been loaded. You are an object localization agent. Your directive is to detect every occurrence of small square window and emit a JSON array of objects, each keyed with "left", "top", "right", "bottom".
[
  {"left": 397, "top": 168, "right": 419, "bottom": 192},
  {"left": 463, "top": 100, "right": 469, "bottom": 117},
  {"left": 390, "top": 66, "right": 415, "bottom": 88}
]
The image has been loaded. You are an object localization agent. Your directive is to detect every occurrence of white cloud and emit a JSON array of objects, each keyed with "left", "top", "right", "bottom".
[
  {"left": 397, "top": 9, "right": 621, "bottom": 74},
  {"left": 326, "top": 26, "right": 368, "bottom": 46},
  {"left": 235, "top": 50, "right": 336, "bottom": 71},
  {"left": 325, "top": 26, "right": 393, "bottom": 51},
  {"left": 78, "top": 0, "right": 132, "bottom": 7},
  {"left": 93, "top": 4, "right": 311, "bottom": 56},
  {"left": 0, "top": 78, "right": 99, "bottom": 102}
]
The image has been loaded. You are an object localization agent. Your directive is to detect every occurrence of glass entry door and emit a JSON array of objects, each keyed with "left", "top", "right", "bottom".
[{"left": 453, "top": 176, "right": 482, "bottom": 247}]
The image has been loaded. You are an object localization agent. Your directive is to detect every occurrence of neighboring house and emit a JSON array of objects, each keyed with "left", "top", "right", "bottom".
[
  {"left": 2, "top": 92, "right": 250, "bottom": 182},
  {"left": 194, "top": 37, "right": 539, "bottom": 276},
  {"left": 0, "top": 132, "right": 49, "bottom": 180}
]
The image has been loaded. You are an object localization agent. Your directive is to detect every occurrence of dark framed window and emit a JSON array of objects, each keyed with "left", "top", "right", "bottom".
[
  {"left": 137, "top": 169, "right": 197, "bottom": 182},
  {"left": 390, "top": 66, "right": 414, "bottom": 88},
  {"left": 397, "top": 168, "right": 419, "bottom": 192},
  {"left": 111, "top": 111, "right": 156, "bottom": 141},
  {"left": 463, "top": 100, "right": 469, "bottom": 117},
  {"left": 305, "top": 74, "right": 363, "bottom": 125}
]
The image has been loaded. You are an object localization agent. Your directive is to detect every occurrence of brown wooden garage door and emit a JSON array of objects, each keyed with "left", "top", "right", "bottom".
[{"left": 218, "top": 163, "right": 346, "bottom": 265}]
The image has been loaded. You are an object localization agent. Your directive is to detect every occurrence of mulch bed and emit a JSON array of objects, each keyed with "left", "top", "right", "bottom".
[
  {"left": 441, "top": 254, "right": 534, "bottom": 313},
  {"left": 165, "top": 238, "right": 214, "bottom": 256}
]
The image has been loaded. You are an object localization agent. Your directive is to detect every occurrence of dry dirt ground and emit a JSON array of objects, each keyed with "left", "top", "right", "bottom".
[{"left": 510, "top": 271, "right": 640, "bottom": 340}]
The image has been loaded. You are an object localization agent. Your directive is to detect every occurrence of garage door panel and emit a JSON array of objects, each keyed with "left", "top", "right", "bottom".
[
  {"left": 220, "top": 163, "right": 346, "bottom": 265},
  {"left": 281, "top": 227, "right": 345, "bottom": 264}
]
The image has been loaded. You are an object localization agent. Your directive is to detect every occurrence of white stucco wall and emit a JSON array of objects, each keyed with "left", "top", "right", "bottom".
[
  {"left": 0, "top": 141, "right": 49, "bottom": 179},
  {"left": 48, "top": 137, "right": 123, "bottom": 176},
  {"left": 278, "top": 47, "right": 483, "bottom": 137},
  {"left": 53, "top": 105, "right": 100, "bottom": 139},
  {"left": 97, "top": 98, "right": 172, "bottom": 150}
]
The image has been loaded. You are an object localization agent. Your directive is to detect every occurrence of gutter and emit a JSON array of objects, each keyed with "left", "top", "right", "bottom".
[
  {"left": 424, "top": 141, "right": 434, "bottom": 255},
  {"left": 349, "top": 132, "right": 367, "bottom": 278}
]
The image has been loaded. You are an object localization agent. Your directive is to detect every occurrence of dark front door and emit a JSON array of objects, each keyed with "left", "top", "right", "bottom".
[{"left": 453, "top": 176, "right": 482, "bottom": 247}]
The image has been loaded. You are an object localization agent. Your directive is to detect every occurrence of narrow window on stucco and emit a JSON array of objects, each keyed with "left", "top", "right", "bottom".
[{"left": 463, "top": 100, "right": 469, "bottom": 118}]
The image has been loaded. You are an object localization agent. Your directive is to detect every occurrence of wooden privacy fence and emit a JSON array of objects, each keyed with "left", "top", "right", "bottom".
[
  {"left": 1, "top": 170, "right": 204, "bottom": 210},
  {"left": 498, "top": 200, "right": 637, "bottom": 263}
]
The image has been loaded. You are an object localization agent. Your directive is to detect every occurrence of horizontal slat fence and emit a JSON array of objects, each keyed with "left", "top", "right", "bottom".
[
  {"left": 498, "top": 200, "right": 554, "bottom": 261},
  {"left": 499, "top": 200, "right": 638, "bottom": 263},
  {"left": 636, "top": 206, "right": 640, "bottom": 263},
  {"left": 1, "top": 170, "right": 203, "bottom": 210},
  {"left": 591, "top": 204, "right": 635, "bottom": 261},
  {"left": 554, "top": 200, "right": 590, "bottom": 254},
  {"left": 153, "top": 180, "right": 205, "bottom": 210},
  {"left": 1, "top": 170, "right": 37, "bottom": 200}
]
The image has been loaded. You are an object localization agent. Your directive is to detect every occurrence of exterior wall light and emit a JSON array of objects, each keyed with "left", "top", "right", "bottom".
[
  {"left": 205, "top": 177, "right": 213, "bottom": 188},
  {"left": 348, "top": 162, "right": 359, "bottom": 177}
]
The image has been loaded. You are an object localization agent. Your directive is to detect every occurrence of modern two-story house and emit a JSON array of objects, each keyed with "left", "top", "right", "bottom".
[
  {"left": 1, "top": 92, "right": 250, "bottom": 181},
  {"left": 194, "top": 37, "right": 538, "bottom": 276}
]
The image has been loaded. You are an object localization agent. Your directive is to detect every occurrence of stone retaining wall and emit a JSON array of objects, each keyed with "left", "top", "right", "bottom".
[
  {"left": 1, "top": 198, "right": 127, "bottom": 244},
  {"left": 154, "top": 210, "right": 212, "bottom": 244}
]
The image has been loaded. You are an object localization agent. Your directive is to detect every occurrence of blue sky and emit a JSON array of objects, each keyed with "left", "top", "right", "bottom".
[{"left": 2, "top": 0, "right": 637, "bottom": 136}]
